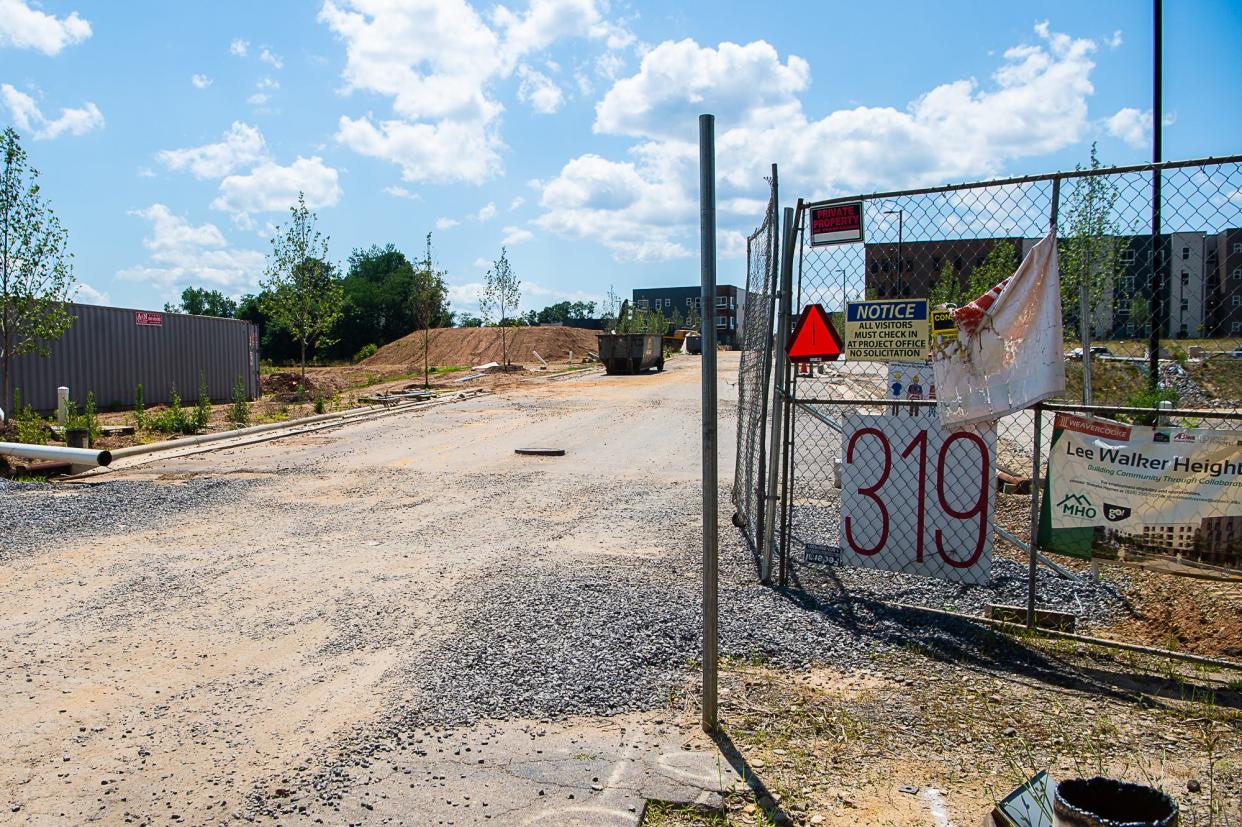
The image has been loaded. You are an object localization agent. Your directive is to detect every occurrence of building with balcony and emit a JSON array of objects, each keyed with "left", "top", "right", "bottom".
[{"left": 632, "top": 285, "right": 747, "bottom": 347}]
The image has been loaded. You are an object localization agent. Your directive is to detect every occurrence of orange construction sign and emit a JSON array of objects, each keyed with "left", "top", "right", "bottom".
[{"left": 786, "top": 303, "right": 843, "bottom": 363}]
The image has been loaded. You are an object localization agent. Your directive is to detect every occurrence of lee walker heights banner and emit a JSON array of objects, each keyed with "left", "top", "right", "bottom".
[{"left": 1038, "top": 413, "right": 1242, "bottom": 560}]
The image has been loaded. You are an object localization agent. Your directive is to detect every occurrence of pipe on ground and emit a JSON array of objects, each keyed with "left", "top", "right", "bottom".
[{"left": 0, "top": 442, "right": 112, "bottom": 467}]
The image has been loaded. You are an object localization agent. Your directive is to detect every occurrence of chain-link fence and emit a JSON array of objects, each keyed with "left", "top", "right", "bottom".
[
  {"left": 745, "top": 154, "right": 1242, "bottom": 660},
  {"left": 730, "top": 170, "right": 778, "bottom": 545}
]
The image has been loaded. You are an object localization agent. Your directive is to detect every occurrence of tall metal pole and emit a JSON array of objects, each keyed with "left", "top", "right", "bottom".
[
  {"left": 762, "top": 206, "right": 795, "bottom": 583},
  {"left": 897, "top": 209, "right": 904, "bottom": 297},
  {"left": 698, "top": 114, "right": 719, "bottom": 733},
  {"left": 1148, "top": 0, "right": 1163, "bottom": 389}
]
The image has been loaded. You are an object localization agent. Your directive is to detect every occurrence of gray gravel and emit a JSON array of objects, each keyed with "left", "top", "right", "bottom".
[{"left": 0, "top": 477, "right": 256, "bottom": 563}]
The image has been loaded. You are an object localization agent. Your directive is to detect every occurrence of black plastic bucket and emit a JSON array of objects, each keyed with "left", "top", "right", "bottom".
[
  {"left": 66, "top": 428, "right": 90, "bottom": 449},
  {"left": 1054, "top": 777, "right": 1178, "bottom": 827}
]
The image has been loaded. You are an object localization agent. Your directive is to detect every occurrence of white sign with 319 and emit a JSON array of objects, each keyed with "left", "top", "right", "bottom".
[{"left": 840, "top": 414, "right": 996, "bottom": 585}]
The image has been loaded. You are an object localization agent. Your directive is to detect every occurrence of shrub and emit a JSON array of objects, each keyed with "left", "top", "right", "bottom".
[
  {"left": 1119, "top": 386, "right": 1180, "bottom": 425},
  {"left": 11, "top": 389, "right": 48, "bottom": 445},
  {"left": 352, "top": 343, "right": 378, "bottom": 364},
  {"left": 150, "top": 387, "right": 193, "bottom": 434},
  {"left": 313, "top": 394, "right": 326, "bottom": 415},
  {"left": 84, "top": 391, "right": 100, "bottom": 442},
  {"left": 228, "top": 376, "right": 250, "bottom": 428},
  {"left": 193, "top": 372, "right": 211, "bottom": 432},
  {"left": 133, "top": 383, "right": 147, "bottom": 429}
]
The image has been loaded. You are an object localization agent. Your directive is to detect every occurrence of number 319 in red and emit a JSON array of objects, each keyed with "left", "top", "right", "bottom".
[{"left": 839, "top": 415, "right": 995, "bottom": 585}]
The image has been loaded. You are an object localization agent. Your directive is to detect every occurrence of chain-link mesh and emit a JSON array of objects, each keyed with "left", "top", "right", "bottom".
[
  {"left": 730, "top": 175, "right": 778, "bottom": 542},
  {"left": 774, "top": 155, "right": 1242, "bottom": 658}
]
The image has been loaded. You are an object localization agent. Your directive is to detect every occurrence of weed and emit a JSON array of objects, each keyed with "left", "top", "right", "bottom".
[
  {"left": 352, "top": 343, "right": 378, "bottom": 363},
  {"left": 313, "top": 394, "right": 326, "bottom": 415},
  {"left": 84, "top": 391, "right": 100, "bottom": 442},
  {"left": 228, "top": 376, "right": 250, "bottom": 428}
]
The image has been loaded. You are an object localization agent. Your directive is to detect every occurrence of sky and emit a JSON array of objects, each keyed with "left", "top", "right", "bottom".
[{"left": 1, "top": 0, "right": 1240, "bottom": 316}]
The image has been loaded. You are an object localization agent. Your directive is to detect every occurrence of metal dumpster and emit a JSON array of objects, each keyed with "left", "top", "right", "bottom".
[
  {"left": 597, "top": 333, "right": 665, "bottom": 374},
  {"left": 684, "top": 333, "right": 702, "bottom": 355}
]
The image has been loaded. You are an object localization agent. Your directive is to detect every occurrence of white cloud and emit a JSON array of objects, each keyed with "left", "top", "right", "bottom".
[
  {"left": 247, "top": 93, "right": 269, "bottom": 106},
  {"left": 259, "top": 46, "right": 283, "bottom": 69},
  {"left": 137, "top": 166, "right": 155, "bottom": 178},
  {"left": 191, "top": 74, "right": 213, "bottom": 89},
  {"left": 230, "top": 38, "right": 249, "bottom": 57},
  {"left": 435, "top": 217, "right": 459, "bottom": 230},
  {"left": 447, "top": 277, "right": 599, "bottom": 314},
  {"left": 539, "top": 23, "right": 1103, "bottom": 261},
  {"left": 0, "top": 0, "right": 90, "bottom": 55},
  {"left": 336, "top": 115, "right": 502, "bottom": 185},
  {"left": 157, "top": 121, "right": 267, "bottom": 179},
  {"left": 501, "top": 225, "right": 534, "bottom": 245},
  {"left": 474, "top": 201, "right": 497, "bottom": 222},
  {"left": 517, "top": 64, "right": 564, "bottom": 114},
  {"left": 509, "top": 196, "right": 525, "bottom": 210},
  {"left": 1106, "top": 107, "right": 1175, "bottom": 149},
  {"left": 256, "top": 77, "right": 280, "bottom": 90},
  {"left": 471, "top": 257, "right": 490, "bottom": 268},
  {"left": 74, "top": 283, "right": 110, "bottom": 306},
  {"left": 117, "top": 204, "right": 265, "bottom": 296},
  {"left": 383, "top": 185, "right": 421, "bottom": 200},
  {"left": 0, "top": 84, "right": 103, "bottom": 139},
  {"left": 1106, "top": 30, "right": 1123, "bottom": 49},
  {"left": 211, "top": 156, "right": 342, "bottom": 225},
  {"left": 534, "top": 153, "right": 695, "bottom": 262},
  {"left": 320, "top": 0, "right": 626, "bottom": 184}
]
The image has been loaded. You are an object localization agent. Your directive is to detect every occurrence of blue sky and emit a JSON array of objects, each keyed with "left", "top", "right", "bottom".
[{"left": 2, "top": 0, "right": 1239, "bottom": 315}]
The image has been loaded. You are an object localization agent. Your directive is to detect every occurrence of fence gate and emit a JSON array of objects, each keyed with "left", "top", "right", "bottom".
[{"left": 739, "top": 155, "right": 1242, "bottom": 657}]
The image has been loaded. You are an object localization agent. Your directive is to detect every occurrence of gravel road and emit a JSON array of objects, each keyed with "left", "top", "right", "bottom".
[{"left": 0, "top": 354, "right": 1133, "bottom": 825}]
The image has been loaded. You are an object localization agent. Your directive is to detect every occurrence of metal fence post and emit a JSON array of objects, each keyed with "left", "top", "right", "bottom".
[
  {"left": 762, "top": 206, "right": 795, "bottom": 583},
  {"left": 1027, "top": 404, "right": 1044, "bottom": 629},
  {"left": 698, "top": 113, "right": 719, "bottom": 733},
  {"left": 1148, "top": 0, "right": 1163, "bottom": 389}
]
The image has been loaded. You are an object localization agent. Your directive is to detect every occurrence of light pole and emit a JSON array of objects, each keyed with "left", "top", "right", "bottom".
[{"left": 884, "top": 209, "right": 904, "bottom": 296}]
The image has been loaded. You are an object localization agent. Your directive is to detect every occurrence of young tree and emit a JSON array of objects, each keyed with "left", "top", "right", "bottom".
[
  {"left": 411, "top": 232, "right": 449, "bottom": 388},
  {"left": 1060, "top": 143, "right": 1121, "bottom": 340},
  {"left": 0, "top": 127, "right": 76, "bottom": 415},
  {"left": 260, "top": 192, "right": 344, "bottom": 386},
  {"left": 479, "top": 247, "right": 521, "bottom": 368}
]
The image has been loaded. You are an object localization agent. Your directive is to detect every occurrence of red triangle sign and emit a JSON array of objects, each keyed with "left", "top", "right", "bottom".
[{"left": 786, "top": 303, "right": 843, "bottom": 362}]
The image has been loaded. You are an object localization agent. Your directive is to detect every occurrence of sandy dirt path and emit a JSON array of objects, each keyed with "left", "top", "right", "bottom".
[{"left": 0, "top": 355, "right": 738, "bottom": 825}]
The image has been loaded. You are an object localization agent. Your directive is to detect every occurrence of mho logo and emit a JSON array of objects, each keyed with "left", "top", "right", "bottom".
[{"left": 1056, "top": 492, "right": 1097, "bottom": 519}]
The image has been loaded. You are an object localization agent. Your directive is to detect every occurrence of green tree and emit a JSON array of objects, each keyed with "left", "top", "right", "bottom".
[
  {"left": 260, "top": 192, "right": 344, "bottom": 386},
  {"left": 1060, "top": 143, "right": 1121, "bottom": 340},
  {"left": 480, "top": 247, "right": 521, "bottom": 367},
  {"left": 165, "top": 286, "right": 238, "bottom": 317},
  {"left": 0, "top": 127, "right": 76, "bottom": 414},
  {"left": 457, "top": 313, "right": 483, "bottom": 327},
  {"left": 1129, "top": 294, "right": 1151, "bottom": 337},
  {"left": 929, "top": 261, "right": 959, "bottom": 307},
  {"left": 962, "top": 241, "right": 1019, "bottom": 304},
  {"left": 411, "top": 233, "right": 449, "bottom": 388}
]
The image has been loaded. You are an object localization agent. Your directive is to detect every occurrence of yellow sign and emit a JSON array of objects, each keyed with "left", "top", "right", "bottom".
[{"left": 930, "top": 308, "right": 958, "bottom": 347}]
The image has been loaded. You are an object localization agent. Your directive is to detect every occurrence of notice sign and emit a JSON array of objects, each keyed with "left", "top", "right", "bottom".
[
  {"left": 135, "top": 311, "right": 163, "bottom": 326},
  {"left": 844, "top": 299, "right": 929, "bottom": 361},
  {"left": 840, "top": 414, "right": 995, "bottom": 584},
  {"left": 1040, "top": 413, "right": 1242, "bottom": 558},
  {"left": 809, "top": 202, "right": 863, "bottom": 246}
]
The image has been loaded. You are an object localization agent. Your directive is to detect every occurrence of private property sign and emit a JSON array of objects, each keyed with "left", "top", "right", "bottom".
[
  {"left": 840, "top": 413, "right": 996, "bottom": 584},
  {"left": 844, "top": 299, "right": 929, "bottom": 361},
  {"left": 134, "top": 311, "right": 164, "bottom": 326},
  {"left": 809, "top": 202, "right": 863, "bottom": 246}
]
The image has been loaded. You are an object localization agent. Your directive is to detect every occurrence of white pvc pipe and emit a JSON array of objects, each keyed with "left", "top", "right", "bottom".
[{"left": 0, "top": 442, "right": 111, "bottom": 467}]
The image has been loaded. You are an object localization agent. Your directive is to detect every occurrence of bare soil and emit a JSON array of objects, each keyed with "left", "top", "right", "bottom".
[{"left": 363, "top": 325, "right": 600, "bottom": 369}]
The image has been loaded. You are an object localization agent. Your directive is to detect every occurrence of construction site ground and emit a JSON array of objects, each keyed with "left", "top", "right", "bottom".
[{"left": 2, "top": 353, "right": 1240, "bottom": 826}]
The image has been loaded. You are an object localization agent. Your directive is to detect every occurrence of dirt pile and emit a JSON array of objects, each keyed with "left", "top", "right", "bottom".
[
  {"left": 261, "top": 372, "right": 325, "bottom": 398},
  {"left": 365, "top": 326, "right": 600, "bottom": 368}
]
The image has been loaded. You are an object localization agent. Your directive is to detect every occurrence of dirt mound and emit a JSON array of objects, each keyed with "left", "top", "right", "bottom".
[
  {"left": 261, "top": 372, "right": 324, "bottom": 399},
  {"left": 365, "top": 326, "right": 599, "bottom": 369}
]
